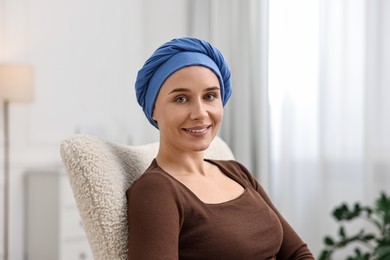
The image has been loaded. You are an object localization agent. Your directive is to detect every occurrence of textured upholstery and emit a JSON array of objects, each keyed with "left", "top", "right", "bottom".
[{"left": 60, "top": 134, "right": 234, "bottom": 260}]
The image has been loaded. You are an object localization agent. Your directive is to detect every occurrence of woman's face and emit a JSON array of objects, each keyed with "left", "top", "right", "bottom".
[{"left": 153, "top": 66, "right": 223, "bottom": 153}]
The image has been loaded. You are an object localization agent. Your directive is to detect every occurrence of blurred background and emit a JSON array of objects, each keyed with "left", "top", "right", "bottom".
[{"left": 0, "top": 0, "right": 389, "bottom": 259}]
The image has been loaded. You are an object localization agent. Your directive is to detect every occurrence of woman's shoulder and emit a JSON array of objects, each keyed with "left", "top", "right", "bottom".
[
  {"left": 127, "top": 160, "right": 182, "bottom": 200},
  {"left": 206, "top": 159, "right": 250, "bottom": 175},
  {"left": 207, "top": 159, "right": 246, "bottom": 171},
  {"left": 206, "top": 159, "right": 257, "bottom": 187}
]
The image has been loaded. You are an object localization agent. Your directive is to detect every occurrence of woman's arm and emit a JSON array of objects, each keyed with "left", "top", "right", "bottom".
[{"left": 127, "top": 173, "right": 182, "bottom": 260}]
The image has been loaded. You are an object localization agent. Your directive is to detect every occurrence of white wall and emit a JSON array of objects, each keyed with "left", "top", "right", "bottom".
[{"left": 0, "top": 0, "right": 188, "bottom": 258}]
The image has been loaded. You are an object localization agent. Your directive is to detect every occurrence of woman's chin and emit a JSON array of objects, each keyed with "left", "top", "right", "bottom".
[{"left": 188, "top": 140, "right": 213, "bottom": 152}]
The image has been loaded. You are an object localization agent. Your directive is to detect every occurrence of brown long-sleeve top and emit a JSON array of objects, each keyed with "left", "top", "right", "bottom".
[{"left": 127, "top": 159, "right": 314, "bottom": 260}]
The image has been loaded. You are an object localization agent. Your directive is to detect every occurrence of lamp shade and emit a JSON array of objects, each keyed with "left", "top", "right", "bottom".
[{"left": 0, "top": 64, "right": 34, "bottom": 102}]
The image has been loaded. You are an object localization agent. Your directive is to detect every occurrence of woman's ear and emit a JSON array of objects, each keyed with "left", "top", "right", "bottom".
[
  {"left": 152, "top": 111, "right": 158, "bottom": 122},
  {"left": 152, "top": 114, "right": 158, "bottom": 127}
]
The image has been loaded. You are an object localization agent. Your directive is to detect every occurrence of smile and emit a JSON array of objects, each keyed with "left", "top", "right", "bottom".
[
  {"left": 187, "top": 128, "right": 207, "bottom": 133},
  {"left": 183, "top": 125, "right": 211, "bottom": 134}
]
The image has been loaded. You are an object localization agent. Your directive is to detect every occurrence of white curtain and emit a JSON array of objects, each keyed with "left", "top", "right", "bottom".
[
  {"left": 188, "top": 0, "right": 271, "bottom": 188},
  {"left": 269, "top": 0, "right": 390, "bottom": 256},
  {"left": 189, "top": 0, "right": 390, "bottom": 257}
]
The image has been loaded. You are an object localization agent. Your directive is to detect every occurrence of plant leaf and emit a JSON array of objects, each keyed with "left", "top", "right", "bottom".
[
  {"left": 324, "top": 236, "right": 335, "bottom": 246},
  {"left": 375, "top": 245, "right": 390, "bottom": 260},
  {"left": 376, "top": 192, "right": 390, "bottom": 213},
  {"left": 318, "top": 249, "right": 332, "bottom": 260},
  {"left": 362, "top": 233, "right": 375, "bottom": 241},
  {"left": 339, "top": 226, "right": 346, "bottom": 238},
  {"left": 333, "top": 204, "right": 349, "bottom": 221}
]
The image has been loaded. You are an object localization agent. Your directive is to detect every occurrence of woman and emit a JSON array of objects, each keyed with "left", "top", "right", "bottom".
[{"left": 127, "top": 37, "right": 314, "bottom": 259}]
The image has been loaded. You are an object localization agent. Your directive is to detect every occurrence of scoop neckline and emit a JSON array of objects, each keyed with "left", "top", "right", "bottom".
[{"left": 152, "top": 159, "right": 247, "bottom": 206}]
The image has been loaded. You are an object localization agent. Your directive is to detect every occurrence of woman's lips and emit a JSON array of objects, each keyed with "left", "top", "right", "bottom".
[{"left": 182, "top": 125, "right": 211, "bottom": 134}]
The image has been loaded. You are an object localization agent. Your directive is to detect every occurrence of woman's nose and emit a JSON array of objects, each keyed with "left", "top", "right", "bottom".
[{"left": 189, "top": 98, "right": 207, "bottom": 120}]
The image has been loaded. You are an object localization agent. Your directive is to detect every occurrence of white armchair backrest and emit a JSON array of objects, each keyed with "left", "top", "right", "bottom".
[{"left": 60, "top": 134, "right": 234, "bottom": 259}]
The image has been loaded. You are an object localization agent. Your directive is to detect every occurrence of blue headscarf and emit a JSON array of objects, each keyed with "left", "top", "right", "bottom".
[{"left": 135, "top": 37, "right": 232, "bottom": 128}]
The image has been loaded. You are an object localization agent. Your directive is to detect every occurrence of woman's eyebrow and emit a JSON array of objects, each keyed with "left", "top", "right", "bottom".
[
  {"left": 168, "top": 86, "right": 220, "bottom": 95},
  {"left": 205, "top": 86, "right": 220, "bottom": 91},
  {"left": 168, "top": 88, "right": 190, "bottom": 94}
]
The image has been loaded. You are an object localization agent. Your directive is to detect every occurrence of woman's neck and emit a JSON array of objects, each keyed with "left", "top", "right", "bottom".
[{"left": 155, "top": 145, "right": 208, "bottom": 177}]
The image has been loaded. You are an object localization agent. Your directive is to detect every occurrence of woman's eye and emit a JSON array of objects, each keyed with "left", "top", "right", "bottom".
[
  {"left": 175, "top": 96, "right": 188, "bottom": 103},
  {"left": 204, "top": 93, "right": 217, "bottom": 101}
]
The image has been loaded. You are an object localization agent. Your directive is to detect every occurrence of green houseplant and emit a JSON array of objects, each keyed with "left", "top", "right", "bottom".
[{"left": 319, "top": 192, "right": 390, "bottom": 260}]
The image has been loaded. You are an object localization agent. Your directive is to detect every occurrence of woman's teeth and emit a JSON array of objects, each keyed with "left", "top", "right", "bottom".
[{"left": 186, "top": 128, "right": 207, "bottom": 133}]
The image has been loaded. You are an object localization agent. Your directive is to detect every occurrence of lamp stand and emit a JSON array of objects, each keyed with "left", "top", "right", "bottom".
[{"left": 3, "top": 100, "right": 9, "bottom": 260}]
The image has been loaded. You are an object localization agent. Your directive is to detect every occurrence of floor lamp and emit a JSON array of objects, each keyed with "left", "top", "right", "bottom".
[{"left": 0, "top": 64, "right": 34, "bottom": 260}]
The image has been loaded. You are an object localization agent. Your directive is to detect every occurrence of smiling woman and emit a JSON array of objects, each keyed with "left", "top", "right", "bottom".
[
  {"left": 127, "top": 37, "right": 314, "bottom": 259},
  {"left": 153, "top": 66, "right": 223, "bottom": 154}
]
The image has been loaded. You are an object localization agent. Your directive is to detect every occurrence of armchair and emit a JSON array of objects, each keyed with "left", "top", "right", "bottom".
[{"left": 60, "top": 134, "right": 234, "bottom": 259}]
